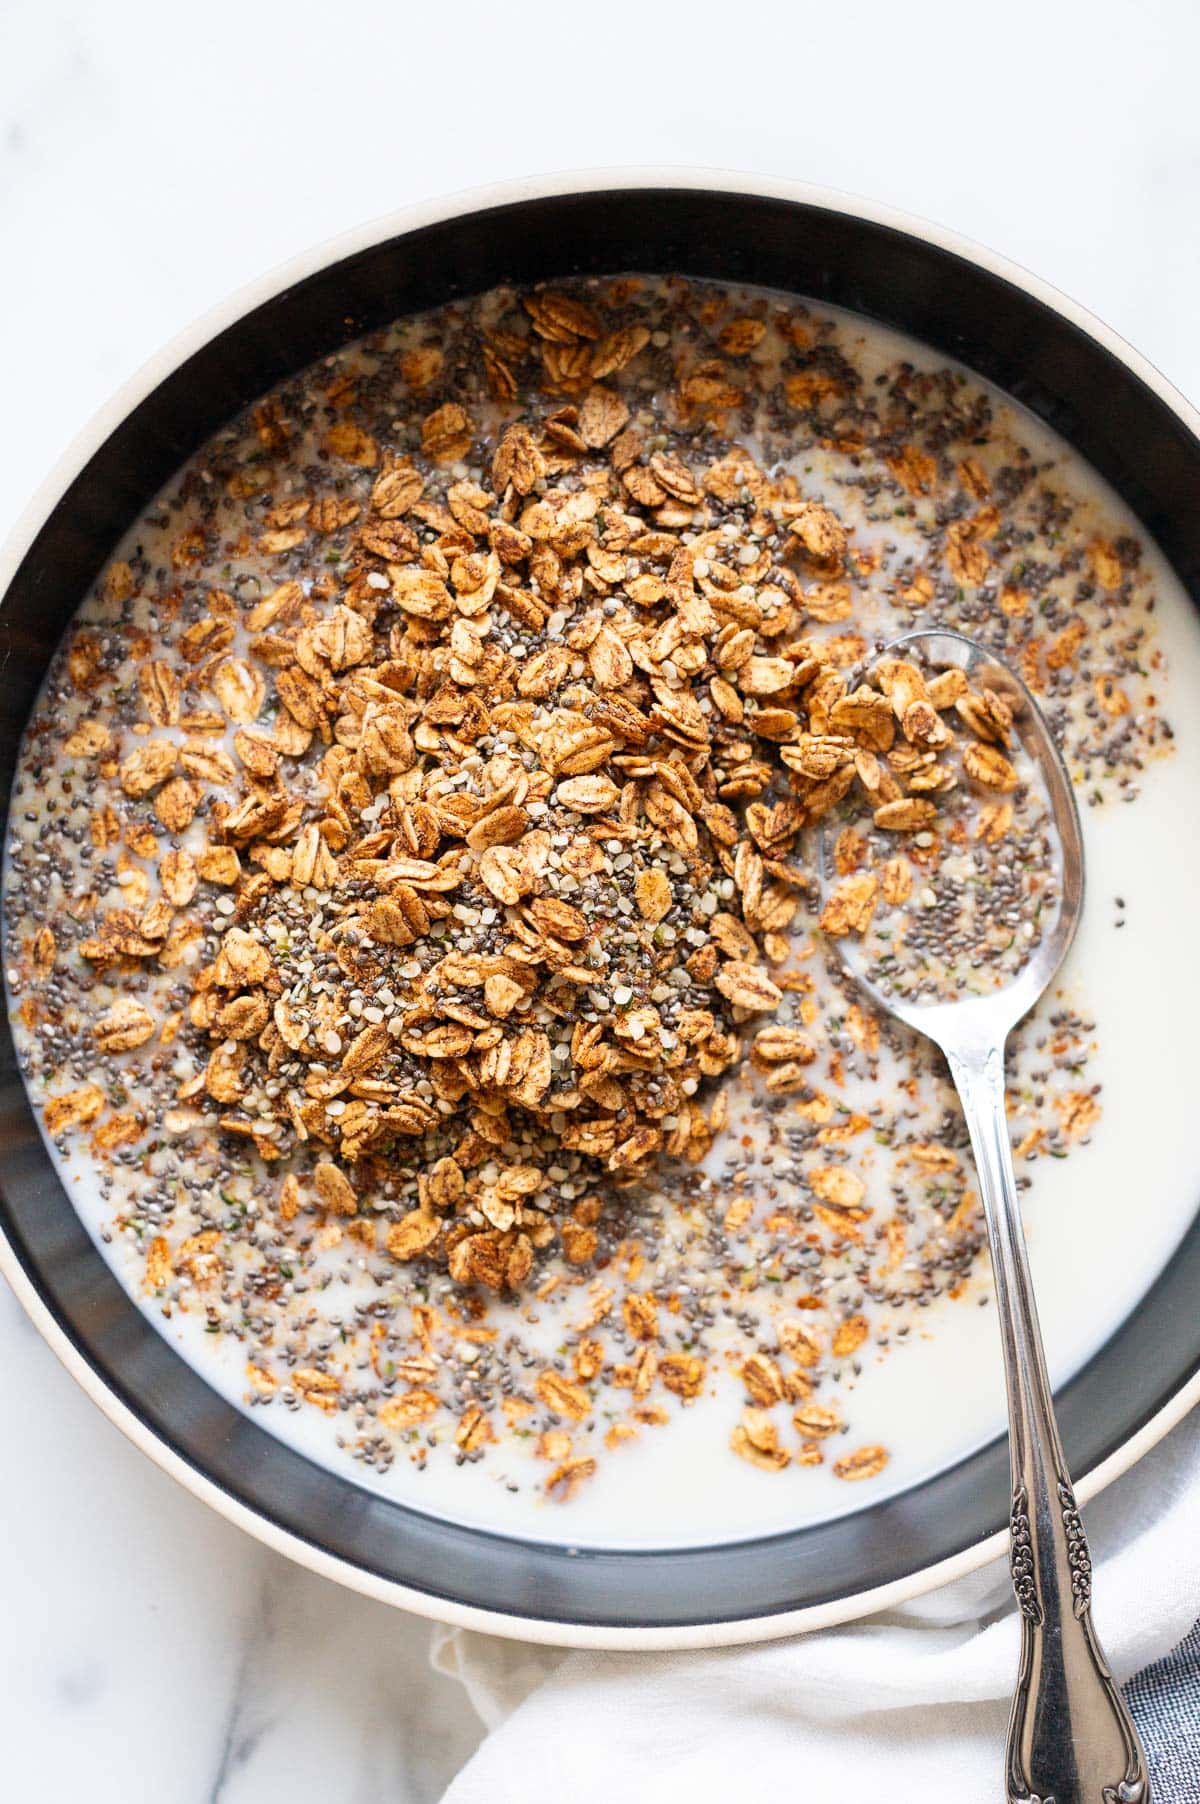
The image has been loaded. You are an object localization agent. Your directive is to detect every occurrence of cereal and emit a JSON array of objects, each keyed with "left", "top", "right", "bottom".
[
  {"left": 6, "top": 275, "right": 1169, "bottom": 1504},
  {"left": 817, "top": 649, "right": 1063, "bottom": 1005}
]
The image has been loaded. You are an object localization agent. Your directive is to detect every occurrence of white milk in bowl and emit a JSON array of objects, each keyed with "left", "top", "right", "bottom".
[{"left": 6, "top": 278, "right": 1198, "bottom": 1550}]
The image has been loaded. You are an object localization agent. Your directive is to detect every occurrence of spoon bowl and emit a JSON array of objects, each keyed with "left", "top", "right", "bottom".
[
  {"left": 818, "top": 627, "right": 1085, "bottom": 1050},
  {"left": 818, "top": 628, "right": 1147, "bottom": 1804}
]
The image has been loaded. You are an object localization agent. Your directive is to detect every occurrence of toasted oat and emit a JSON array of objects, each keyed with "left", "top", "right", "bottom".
[
  {"left": 741, "top": 1352, "right": 786, "bottom": 1405},
  {"left": 833, "top": 1444, "right": 890, "bottom": 1481},
  {"left": 792, "top": 1403, "right": 841, "bottom": 1437},
  {"left": 831, "top": 1314, "right": 870, "bottom": 1357},
  {"left": 9, "top": 271, "right": 1144, "bottom": 1510},
  {"left": 92, "top": 999, "right": 157, "bottom": 1053},
  {"left": 731, "top": 1408, "right": 790, "bottom": 1471},
  {"left": 44, "top": 1084, "right": 107, "bottom": 1134},
  {"left": 819, "top": 874, "right": 878, "bottom": 937},
  {"left": 962, "top": 741, "right": 1019, "bottom": 791},
  {"left": 535, "top": 1370, "right": 592, "bottom": 1422}
]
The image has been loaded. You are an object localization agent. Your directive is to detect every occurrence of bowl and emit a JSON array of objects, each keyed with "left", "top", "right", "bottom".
[{"left": 3, "top": 170, "right": 1199, "bottom": 1649}]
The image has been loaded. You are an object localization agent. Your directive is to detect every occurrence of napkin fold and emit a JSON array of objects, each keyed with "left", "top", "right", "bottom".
[{"left": 432, "top": 1408, "right": 1200, "bottom": 1802}]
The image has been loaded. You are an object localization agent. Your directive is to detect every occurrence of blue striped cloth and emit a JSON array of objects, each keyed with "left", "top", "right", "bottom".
[{"left": 1127, "top": 1618, "right": 1200, "bottom": 1797}]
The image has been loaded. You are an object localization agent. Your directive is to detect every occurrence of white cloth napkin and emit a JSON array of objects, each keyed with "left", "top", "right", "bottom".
[{"left": 431, "top": 1407, "right": 1200, "bottom": 1801}]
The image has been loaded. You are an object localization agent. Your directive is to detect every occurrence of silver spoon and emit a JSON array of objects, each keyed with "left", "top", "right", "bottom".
[{"left": 818, "top": 628, "right": 1149, "bottom": 1804}]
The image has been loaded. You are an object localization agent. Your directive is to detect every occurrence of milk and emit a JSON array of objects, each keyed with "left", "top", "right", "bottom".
[{"left": 9, "top": 295, "right": 1200, "bottom": 1551}]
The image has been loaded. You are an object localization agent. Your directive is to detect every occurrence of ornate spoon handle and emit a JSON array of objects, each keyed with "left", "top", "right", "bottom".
[{"left": 946, "top": 1040, "right": 1149, "bottom": 1804}]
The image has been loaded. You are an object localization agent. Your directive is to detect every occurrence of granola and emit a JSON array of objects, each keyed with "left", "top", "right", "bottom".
[
  {"left": 817, "top": 647, "right": 1062, "bottom": 1002},
  {"left": 4, "top": 275, "right": 1170, "bottom": 1506}
]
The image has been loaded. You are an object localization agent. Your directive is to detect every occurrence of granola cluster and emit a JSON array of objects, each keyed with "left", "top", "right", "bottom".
[
  {"left": 5, "top": 275, "right": 1169, "bottom": 1502},
  {"left": 817, "top": 650, "right": 1060, "bottom": 1000},
  {"left": 54, "top": 289, "right": 1008, "bottom": 1300}
]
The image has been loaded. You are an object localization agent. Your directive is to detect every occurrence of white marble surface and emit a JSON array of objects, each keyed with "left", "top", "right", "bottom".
[{"left": 3, "top": 1, "right": 1199, "bottom": 1797}]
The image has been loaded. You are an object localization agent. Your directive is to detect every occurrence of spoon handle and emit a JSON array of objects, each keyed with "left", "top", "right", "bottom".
[{"left": 945, "top": 1039, "right": 1149, "bottom": 1804}]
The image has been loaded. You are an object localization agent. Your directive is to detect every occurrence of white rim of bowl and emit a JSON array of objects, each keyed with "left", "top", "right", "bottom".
[{"left": 2, "top": 166, "right": 1198, "bottom": 1651}]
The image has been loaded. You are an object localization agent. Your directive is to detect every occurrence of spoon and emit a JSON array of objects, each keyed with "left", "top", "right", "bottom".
[{"left": 819, "top": 628, "right": 1149, "bottom": 1804}]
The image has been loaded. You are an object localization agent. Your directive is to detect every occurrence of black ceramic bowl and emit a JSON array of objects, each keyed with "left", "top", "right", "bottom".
[{"left": 2, "top": 173, "right": 1198, "bottom": 1648}]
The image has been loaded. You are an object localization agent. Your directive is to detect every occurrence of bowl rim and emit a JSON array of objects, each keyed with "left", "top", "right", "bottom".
[{"left": 2, "top": 164, "right": 1198, "bottom": 1651}]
